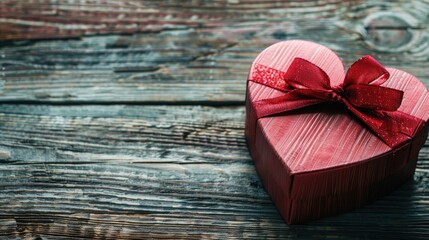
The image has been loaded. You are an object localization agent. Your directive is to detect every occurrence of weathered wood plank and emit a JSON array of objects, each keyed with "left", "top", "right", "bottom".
[
  {"left": 1, "top": 0, "right": 429, "bottom": 239},
  {"left": 1, "top": 1, "right": 429, "bottom": 103},
  {"left": 0, "top": 104, "right": 247, "bottom": 164},
  {"left": 0, "top": 1, "right": 377, "bottom": 41},
  {"left": 0, "top": 104, "right": 428, "bottom": 239},
  {"left": 0, "top": 1, "right": 427, "bottom": 41}
]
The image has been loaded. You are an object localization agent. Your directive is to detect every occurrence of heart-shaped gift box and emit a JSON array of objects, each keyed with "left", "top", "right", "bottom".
[{"left": 245, "top": 40, "right": 429, "bottom": 224}]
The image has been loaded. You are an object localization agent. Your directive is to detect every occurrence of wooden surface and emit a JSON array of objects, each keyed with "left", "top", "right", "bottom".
[{"left": 0, "top": 0, "right": 428, "bottom": 239}]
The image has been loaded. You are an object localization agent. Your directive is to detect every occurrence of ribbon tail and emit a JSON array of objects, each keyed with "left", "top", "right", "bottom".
[
  {"left": 344, "top": 101, "right": 413, "bottom": 148},
  {"left": 249, "top": 64, "right": 291, "bottom": 92},
  {"left": 254, "top": 91, "right": 327, "bottom": 119},
  {"left": 381, "top": 111, "right": 426, "bottom": 137}
]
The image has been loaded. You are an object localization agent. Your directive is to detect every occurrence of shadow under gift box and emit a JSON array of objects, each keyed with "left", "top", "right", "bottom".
[{"left": 245, "top": 40, "right": 429, "bottom": 224}]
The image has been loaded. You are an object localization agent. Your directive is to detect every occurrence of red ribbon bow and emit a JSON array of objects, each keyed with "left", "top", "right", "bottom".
[{"left": 250, "top": 56, "right": 424, "bottom": 148}]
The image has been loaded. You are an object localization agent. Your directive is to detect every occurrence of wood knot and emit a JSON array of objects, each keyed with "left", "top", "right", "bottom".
[{"left": 361, "top": 12, "right": 421, "bottom": 52}]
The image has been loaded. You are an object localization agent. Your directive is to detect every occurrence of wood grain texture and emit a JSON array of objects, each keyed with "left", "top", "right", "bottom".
[
  {"left": 1, "top": 0, "right": 429, "bottom": 238},
  {"left": 0, "top": 104, "right": 428, "bottom": 239},
  {"left": 1, "top": 1, "right": 429, "bottom": 103}
]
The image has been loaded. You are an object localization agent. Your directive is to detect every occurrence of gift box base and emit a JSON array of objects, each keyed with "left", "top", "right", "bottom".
[
  {"left": 247, "top": 133, "right": 420, "bottom": 224},
  {"left": 246, "top": 98, "right": 428, "bottom": 224}
]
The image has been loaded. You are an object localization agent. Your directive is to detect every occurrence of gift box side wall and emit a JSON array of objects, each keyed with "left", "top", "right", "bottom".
[
  {"left": 245, "top": 88, "right": 294, "bottom": 222},
  {"left": 246, "top": 94, "right": 429, "bottom": 224}
]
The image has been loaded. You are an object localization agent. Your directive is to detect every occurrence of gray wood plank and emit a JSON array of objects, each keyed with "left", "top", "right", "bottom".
[
  {"left": 0, "top": 104, "right": 428, "bottom": 239},
  {"left": 1, "top": 1, "right": 429, "bottom": 239},
  {"left": 1, "top": 1, "right": 429, "bottom": 103}
]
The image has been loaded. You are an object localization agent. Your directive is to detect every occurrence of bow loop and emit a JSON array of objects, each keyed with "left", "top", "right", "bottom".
[
  {"left": 249, "top": 55, "right": 423, "bottom": 148},
  {"left": 344, "top": 55, "right": 390, "bottom": 87},
  {"left": 344, "top": 84, "right": 404, "bottom": 111},
  {"left": 285, "top": 58, "right": 331, "bottom": 90}
]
